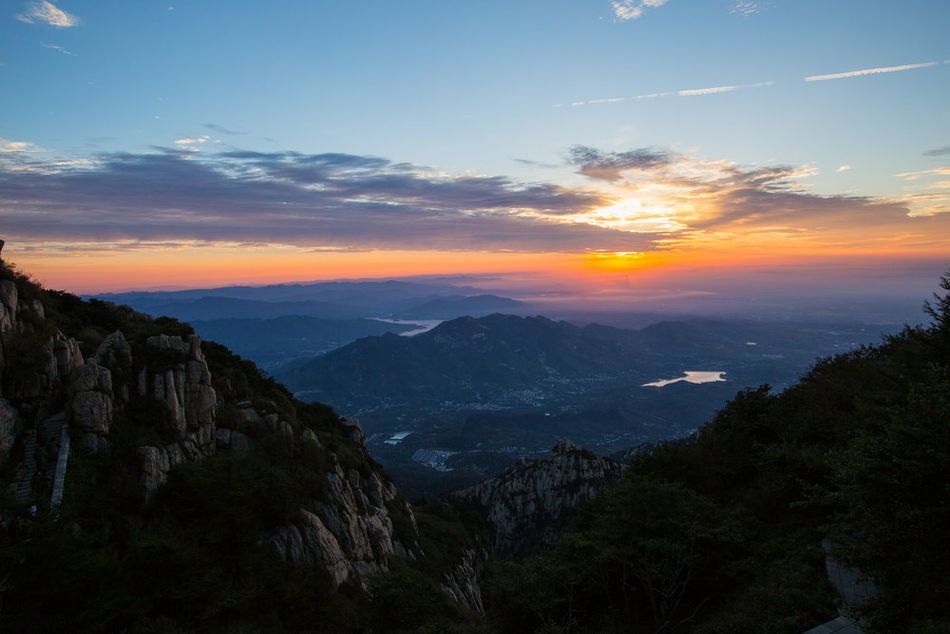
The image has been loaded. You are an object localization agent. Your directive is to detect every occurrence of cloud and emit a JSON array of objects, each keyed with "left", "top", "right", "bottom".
[
  {"left": 3, "top": 144, "right": 946, "bottom": 258},
  {"left": 805, "top": 61, "right": 938, "bottom": 82},
  {"left": 16, "top": 1, "right": 79, "bottom": 27},
  {"left": 836, "top": 165, "right": 851, "bottom": 172},
  {"left": 563, "top": 80, "right": 773, "bottom": 108},
  {"left": 42, "top": 42, "right": 73, "bottom": 55},
  {"left": 677, "top": 81, "right": 772, "bottom": 97},
  {"left": 732, "top": 1, "right": 759, "bottom": 16},
  {"left": 203, "top": 123, "right": 245, "bottom": 136},
  {"left": 923, "top": 145, "right": 950, "bottom": 157},
  {"left": 0, "top": 138, "right": 40, "bottom": 153},
  {"left": 0, "top": 148, "right": 642, "bottom": 253},
  {"left": 894, "top": 167, "right": 950, "bottom": 180},
  {"left": 174, "top": 136, "right": 209, "bottom": 145},
  {"left": 566, "top": 144, "right": 950, "bottom": 251},
  {"left": 514, "top": 158, "right": 560, "bottom": 169},
  {"left": 610, "top": 0, "right": 668, "bottom": 22},
  {"left": 568, "top": 146, "right": 675, "bottom": 181}
]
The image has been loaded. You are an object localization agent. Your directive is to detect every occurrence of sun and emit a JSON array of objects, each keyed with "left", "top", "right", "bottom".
[{"left": 568, "top": 198, "right": 687, "bottom": 234}]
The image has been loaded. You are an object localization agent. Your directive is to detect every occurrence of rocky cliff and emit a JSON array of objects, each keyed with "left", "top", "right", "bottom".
[
  {"left": 0, "top": 256, "right": 441, "bottom": 600},
  {"left": 449, "top": 439, "right": 623, "bottom": 557}
]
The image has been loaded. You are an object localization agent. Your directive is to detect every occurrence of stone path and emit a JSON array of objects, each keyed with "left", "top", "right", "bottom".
[{"left": 10, "top": 412, "right": 69, "bottom": 509}]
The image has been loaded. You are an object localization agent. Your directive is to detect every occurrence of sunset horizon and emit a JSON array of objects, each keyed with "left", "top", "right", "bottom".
[{"left": 3, "top": 0, "right": 948, "bottom": 310}]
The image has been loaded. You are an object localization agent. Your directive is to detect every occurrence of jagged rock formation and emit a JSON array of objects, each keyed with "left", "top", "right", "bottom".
[
  {"left": 0, "top": 259, "right": 429, "bottom": 595},
  {"left": 449, "top": 439, "right": 623, "bottom": 557},
  {"left": 440, "top": 545, "right": 489, "bottom": 613},
  {"left": 268, "top": 462, "right": 416, "bottom": 587}
]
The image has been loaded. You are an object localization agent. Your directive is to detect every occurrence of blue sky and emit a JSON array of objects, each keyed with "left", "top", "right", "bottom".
[{"left": 1, "top": 0, "right": 948, "bottom": 298}]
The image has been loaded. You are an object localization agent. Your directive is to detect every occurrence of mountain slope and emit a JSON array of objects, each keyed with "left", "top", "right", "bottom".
[
  {"left": 188, "top": 315, "right": 415, "bottom": 367},
  {"left": 482, "top": 274, "right": 950, "bottom": 633},
  {"left": 276, "top": 313, "right": 646, "bottom": 408},
  {"left": 0, "top": 256, "right": 487, "bottom": 631}
]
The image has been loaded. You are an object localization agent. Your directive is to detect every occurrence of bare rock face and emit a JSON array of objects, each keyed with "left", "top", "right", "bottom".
[
  {"left": 441, "top": 546, "right": 488, "bottom": 614},
  {"left": 268, "top": 461, "right": 419, "bottom": 588},
  {"left": 340, "top": 418, "right": 364, "bottom": 445},
  {"left": 95, "top": 330, "right": 133, "bottom": 373},
  {"left": 449, "top": 440, "right": 623, "bottom": 557},
  {"left": 47, "top": 331, "right": 84, "bottom": 381},
  {"left": 0, "top": 397, "right": 20, "bottom": 464},
  {"left": 269, "top": 509, "right": 351, "bottom": 586},
  {"left": 68, "top": 360, "right": 115, "bottom": 451},
  {"left": 0, "top": 280, "right": 16, "bottom": 336},
  {"left": 136, "top": 444, "right": 187, "bottom": 502},
  {"left": 11, "top": 330, "right": 85, "bottom": 402},
  {"left": 142, "top": 334, "right": 216, "bottom": 456}
]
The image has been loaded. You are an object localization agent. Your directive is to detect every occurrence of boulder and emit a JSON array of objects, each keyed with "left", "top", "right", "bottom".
[
  {"left": 95, "top": 330, "right": 133, "bottom": 374},
  {"left": 70, "top": 391, "right": 113, "bottom": 434}
]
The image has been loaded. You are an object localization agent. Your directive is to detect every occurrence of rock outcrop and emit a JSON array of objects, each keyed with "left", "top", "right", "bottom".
[
  {"left": 441, "top": 545, "right": 489, "bottom": 614},
  {"left": 0, "top": 258, "right": 459, "bottom": 607},
  {"left": 141, "top": 334, "right": 217, "bottom": 454},
  {"left": 0, "top": 398, "right": 19, "bottom": 464},
  {"left": 449, "top": 439, "right": 623, "bottom": 557},
  {"left": 0, "top": 280, "right": 16, "bottom": 338},
  {"left": 268, "top": 460, "right": 418, "bottom": 588},
  {"left": 68, "top": 360, "right": 114, "bottom": 452}
]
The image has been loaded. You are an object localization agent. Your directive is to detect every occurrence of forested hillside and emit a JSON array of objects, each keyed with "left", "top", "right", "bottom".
[{"left": 481, "top": 274, "right": 950, "bottom": 632}]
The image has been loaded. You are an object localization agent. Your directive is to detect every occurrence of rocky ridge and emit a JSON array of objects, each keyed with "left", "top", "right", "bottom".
[
  {"left": 449, "top": 439, "right": 623, "bottom": 557},
  {"left": 0, "top": 260, "right": 435, "bottom": 593}
]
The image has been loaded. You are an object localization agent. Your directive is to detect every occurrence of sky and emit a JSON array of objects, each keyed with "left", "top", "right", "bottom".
[{"left": 1, "top": 0, "right": 948, "bottom": 314}]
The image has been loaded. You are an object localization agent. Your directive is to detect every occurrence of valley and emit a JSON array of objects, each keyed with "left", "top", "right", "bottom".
[{"left": 95, "top": 279, "right": 906, "bottom": 498}]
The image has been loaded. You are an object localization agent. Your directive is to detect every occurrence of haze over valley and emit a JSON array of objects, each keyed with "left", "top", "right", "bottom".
[{"left": 93, "top": 277, "right": 907, "bottom": 497}]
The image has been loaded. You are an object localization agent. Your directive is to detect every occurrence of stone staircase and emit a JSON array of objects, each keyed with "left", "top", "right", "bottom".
[
  {"left": 48, "top": 413, "right": 70, "bottom": 511},
  {"left": 12, "top": 431, "right": 37, "bottom": 503},
  {"left": 10, "top": 412, "right": 68, "bottom": 508}
]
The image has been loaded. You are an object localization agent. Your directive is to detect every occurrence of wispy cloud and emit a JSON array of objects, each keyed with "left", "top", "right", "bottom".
[
  {"left": 42, "top": 42, "right": 73, "bottom": 55},
  {"left": 923, "top": 145, "right": 950, "bottom": 158},
  {"left": 732, "top": 1, "right": 759, "bottom": 16},
  {"left": 0, "top": 138, "right": 40, "bottom": 153},
  {"left": 203, "top": 123, "right": 245, "bottom": 136},
  {"left": 894, "top": 167, "right": 950, "bottom": 181},
  {"left": 562, "top": 80, "right": 773, "bottom": 108},
  {"left": 568, "top": 146, "right": 675, "bottom": 181},
  {"left": 836, "top": 165, "right": 851, "bottom": 172},
  {"left": 16, "top": 1, "right": 79, "bottom": 27},
  {"left": 610, "top": 0, "right": 668, "bottom": 22},
  {"left": 174, "top": 136, "right": 211, "bottom": 151},
  {"left": 677, "top": 81, "right": 773, "bottom": 96},
  {"left": 805, "top": 61, "right": 938, "bottom": 82}
]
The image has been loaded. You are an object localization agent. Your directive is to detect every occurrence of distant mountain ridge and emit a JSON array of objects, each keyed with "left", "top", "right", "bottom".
[
  {"left": 275, "top": 313, "right": 646, "bottom": 410},
  {"left": 94, "top": 279, "right": 525, "bottom": 321},
  {"left": 188, "top": 315, "right": 417, "bottom": 368}
]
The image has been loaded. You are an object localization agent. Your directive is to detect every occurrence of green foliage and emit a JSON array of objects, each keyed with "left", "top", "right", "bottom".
[
  {"left": 485, "top": 474, "right": 750, "bottom": 633},
  {"left": 367, "top": 561, "right": 462, "bottom": 632},
  {"left": 831, "top": 364, "right": 950, "bottom": 630},
  {"left": 412, "top": 499, "right": 486, "bottom": 577}
]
